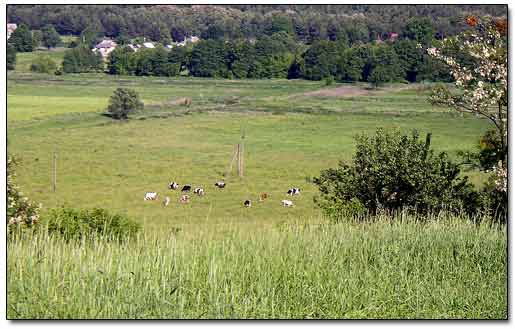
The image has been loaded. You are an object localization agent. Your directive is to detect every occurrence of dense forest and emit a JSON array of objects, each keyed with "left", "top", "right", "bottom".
[
  {"left": 8, "top": 5, "right": 506, "bottom": 42},
  {"left": 7, "top": 4, "right": 507, "bottom": 84}
]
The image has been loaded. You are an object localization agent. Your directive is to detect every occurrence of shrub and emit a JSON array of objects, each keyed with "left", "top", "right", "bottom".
[
  {"left": 30, "top": 55, "right": 57, "bottom": 73},
  {"left": 44, "top": 207, "right": 141, "bottom": 241},
  {"left": 7, "top": 155, "right": 42, "bottom": 235},
  {"left": 106, "top": 88, "right": 144, "bottom": 120},
  {"left": 313, "top": 129, "right": 479, "bottom": 220}
]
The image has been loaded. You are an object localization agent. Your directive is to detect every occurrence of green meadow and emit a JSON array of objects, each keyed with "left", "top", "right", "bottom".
[{"left": 7, "top": 66, "right": 506, "bottom": 319}]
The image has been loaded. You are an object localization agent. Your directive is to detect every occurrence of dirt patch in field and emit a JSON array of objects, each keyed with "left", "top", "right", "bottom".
[
  {"left": 301, "top": 85, "right": 372, "bottom": 98},
  {"left": 295, "top": 84, "right": 416, "bottom": 99}
]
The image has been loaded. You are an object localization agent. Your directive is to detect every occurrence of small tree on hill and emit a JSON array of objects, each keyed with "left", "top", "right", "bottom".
[{"left": 106, "top": 88, "right": 144, "bottom": 120}]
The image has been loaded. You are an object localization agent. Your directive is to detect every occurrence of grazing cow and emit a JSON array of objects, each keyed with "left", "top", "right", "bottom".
[
  {"left": 162, "top": 196, "right": 170, "bottom": 207},
  {"left": 144, "top": 192, "right": 158, "bottom": 201},
  {"left": 282, "top": 199, "right": 294, "bottom": 207},
  {"left": 287, "top": 188, "right": 301, "bottom": 196},
  {"left": 181, "top": 185, "right": 192, "bottom": 192},
  {"left": 194, "top": 187, "right": 205, "bottom": 196},
  {"left": 169, "top": 181, "right": 179, "bottom": 190},
  {"left": 244, "top": 200, "right": 252, "bottom": 208},
  {"left": 215, "top": 181, "right": 226, "bottom": 189},
  {"left": 179, "top": 195, "right": 190, "bottom": 203},
  {"left": 259, "top": 192, "right": 268, "bottom": 202}
]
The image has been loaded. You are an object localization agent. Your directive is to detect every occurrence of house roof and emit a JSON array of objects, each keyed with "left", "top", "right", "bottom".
[{"left": 95, "top": 39, "right": 117, "bottom": 49}]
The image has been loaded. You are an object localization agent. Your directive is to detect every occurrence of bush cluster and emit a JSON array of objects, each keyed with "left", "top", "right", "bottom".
[
  {"left": 313, "top": 129, "right": 480, "bottom": 221},
  {"left": 7, "top": 155, "right": 42, "bottom": 235},
  {"left": 44, "top": 207, "right": 141, "bottom": 241}
]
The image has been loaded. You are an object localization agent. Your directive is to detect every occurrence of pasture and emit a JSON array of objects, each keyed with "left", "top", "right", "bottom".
[{"left": 6, "top": 70, "right": 506, "bottom": 319}]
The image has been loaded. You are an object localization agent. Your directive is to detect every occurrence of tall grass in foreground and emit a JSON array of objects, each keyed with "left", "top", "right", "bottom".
[{"left": 7, "top": 215, "right": 506, "bottom": 319}]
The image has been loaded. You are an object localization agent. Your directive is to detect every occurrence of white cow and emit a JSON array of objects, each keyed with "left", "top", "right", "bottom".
[
  {"left": 282, "top": 199, "right": 294, "bottom": 207},
  {"left": 144, "top": 192, "right": 158, "bottom": 201},
  {"left": 169, "top": 182, "right": 179, "bottom": 190}
]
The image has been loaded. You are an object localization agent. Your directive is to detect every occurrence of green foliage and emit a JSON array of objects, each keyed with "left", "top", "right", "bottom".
[
  {"left": 188, "top": 40, "right": 228, "bottom": 77},
  {"left": 106, "top": 88, "right": 144, "bottom": 120},
  {"left": 301, "top": 40, "right": 339, "bottom": 80},
  {"left": 80, "top": 24, "right": 102, "bottom": 48},
  {"left": 367, "top": 44, "right": 404, "bottom": 85},
  {"left": 7, "top": 43, "right": 17, "bottom": 70},
  {"left": 44, "top": 207, "right": 141, "bottom": 241},
  {"left": 314, "top": 129, "right": 480, "bottom": 219},
  {"left": 264, "top": 14, "right": 294, "bottom": 36},
  {"left": 7, "top": 154, "right": 41, "bottom": 235},
  {"left": 42, "top": 24, "right": 61, "bottom": 49},
  {"left": 10, "top": 24, "right": 33, "bottom": 52},
  {"left": 30, "top": 55, "right": 57, "bottom": 74},
  {"left": 478, "top": 130, "right": 506, "bottom": 171},
  {"left": 393, "top": 39, "right": 424, "bottom": 82},
  {"left": 107, "top": 46, "right": 135, "bottom": 75},
  {"left": 403, "top": 17, "right": 435, "bottom": 45},
  {"left": 338, "top": 45, "right": 370, "bottom": 81},
  {"left": 479, "top": 177, "right": 507, "bottom": 223},
  {"left": 31, "top": 30, "right": 42, "bottom": 49},
  {"left": 62, "top": 45, "right": 103, "bottom": 73}
]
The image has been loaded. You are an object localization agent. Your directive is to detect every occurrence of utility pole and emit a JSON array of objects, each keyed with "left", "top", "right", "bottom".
[{"left": 52, "top": 152, "right": 57, "bottom": 192}]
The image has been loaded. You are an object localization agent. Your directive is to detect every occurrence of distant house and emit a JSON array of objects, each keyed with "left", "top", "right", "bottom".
[
  {"left": 388, "top": 33, "right": 399, "bottom": 42},
  {"left": 142, "top": 42, "right": 155, "bottom": 48},
  {"left": 128, "top": 44, "right": 142, "bottom": 52},
  {"left": 7, "top": 23, "right": 17, "bottom": 39},
  {"left": 93, "top": 39, "right": 117, "bottom": 59},
  {"left": 188, "top": 36, "right": 200, "bottom": 44},
  {"left": 174, "top": 35, "right": 200, "bottom": 47}
]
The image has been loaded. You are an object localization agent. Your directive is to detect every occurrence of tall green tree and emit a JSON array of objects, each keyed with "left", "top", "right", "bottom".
[
  {"left": 42, "top": 24, "right": 61, "bottom": 49},
  {"left": 301, "top": 40, "right": 339, "bottom": 80},
  {"left": 9, "top": 24, "right": 33, "bottom": 52},
  {"left": 188, "top": 40, "right": 228, "bottom": 77},
  {"left": 108, "top": 46, "right": 135, "bottom": 75},
  {"left": 403, "top": 17, "right": 435, "bottom": 45}
]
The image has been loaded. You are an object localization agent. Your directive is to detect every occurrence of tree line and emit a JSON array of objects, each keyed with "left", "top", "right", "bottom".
[
  {"left": 7, "top": 4, "right": 506, "bottom": 44},
  {"left": 105, "top": 25, "right": 449, "bottom": 85}
]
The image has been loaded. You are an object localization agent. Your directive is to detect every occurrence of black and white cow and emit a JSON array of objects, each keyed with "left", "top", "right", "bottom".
[
  {"left": 244, "top": 200, "right": 252, "bottom": 208},
  {"left": 215, "top": 181, "right": 226, "bottom": 189},
  {"left": 181, "top": 185, "right": 192, "bottom": 192},
  {"left": 194, "top": 187, "right": 205, "bottom": 196},
  {"left": 287, "top": 188, "right": 301, "bottom": 196},
  {"left": 169, "top": 181, "right": 179, "bottom": 190}
]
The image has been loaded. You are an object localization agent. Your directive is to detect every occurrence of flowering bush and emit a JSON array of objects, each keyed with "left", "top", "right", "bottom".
[
  {"left": 427, "top": 15, "right": 507, "bottom": 212},
  {"left": 7, "top": 155, "right": 42, "bottom": 234}
]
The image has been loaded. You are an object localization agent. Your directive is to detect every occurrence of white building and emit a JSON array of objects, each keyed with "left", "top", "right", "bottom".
[
  {"left": 93, "top": 39, "right": 118, "bottom": 59},
  {"left": 7, "top": 23, "right": 17, "bottom": 39}
]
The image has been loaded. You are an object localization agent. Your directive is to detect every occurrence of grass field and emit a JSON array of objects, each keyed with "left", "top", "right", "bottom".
[
  {"left": 6, "top": 70, "right": 506, "bottom": 319},
  {"left": 7, "top": 216, "right": 507, "bottom": 319}
]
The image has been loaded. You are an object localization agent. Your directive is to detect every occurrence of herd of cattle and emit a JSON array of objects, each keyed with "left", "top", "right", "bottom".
[{"left": 143, "top": 181, "right": 301, "bottom": 208}]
